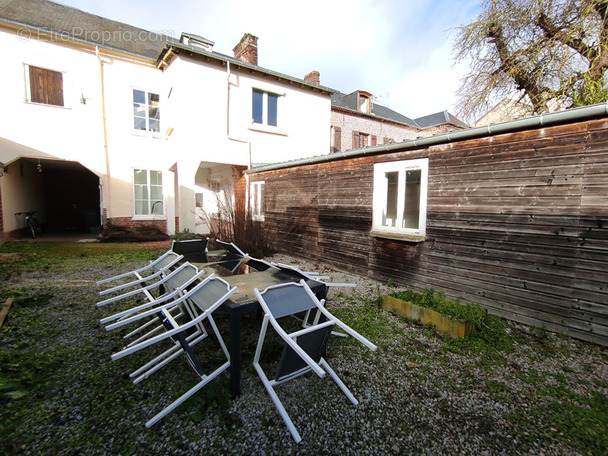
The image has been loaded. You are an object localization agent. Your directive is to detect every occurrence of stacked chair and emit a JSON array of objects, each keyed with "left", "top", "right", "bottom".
[
  {"left": 96, "top": 247, "right": 237, "bottom": 427},
  {"left": 253, "top": 279, "right": 377, "bottom": 443},
  {"left": 96, "top": 250, "right": 183, "bottom": 300},
  {"left": 96, "top": 243, "right": 377, "bottom": 437},
  {"left": 107, "top": 273, "right": 236, "bottom": 427}
]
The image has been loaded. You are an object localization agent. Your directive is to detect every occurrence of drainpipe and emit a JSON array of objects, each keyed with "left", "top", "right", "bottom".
[
  {"left": 227, "top": 61, "right": 231, "bottom": 136},
  {"left": 97, "top": 46, "right": 111, "bottom": 219},
  {"left": 226, "top": 60, "right": 252, "bottom": 167}
]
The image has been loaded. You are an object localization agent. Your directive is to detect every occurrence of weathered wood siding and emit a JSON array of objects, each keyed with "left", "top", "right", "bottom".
[{"left": 248, "top": 118, "right": 608, "bottom": 346}]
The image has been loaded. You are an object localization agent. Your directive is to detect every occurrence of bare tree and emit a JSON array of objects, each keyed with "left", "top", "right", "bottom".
[{"left": 454, "top": 0, "right": 608, "bottom": 122}]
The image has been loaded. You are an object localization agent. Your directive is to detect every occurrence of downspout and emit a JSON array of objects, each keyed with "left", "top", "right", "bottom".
[
  {"left": 97, "top": 46, "right": 111, "bottom": 219},
  {"left": 226, "top": 60, "right": 231, "bottom": 136},
  {"left": 226, "top": 60, "right": 252, "bottom": 167}
]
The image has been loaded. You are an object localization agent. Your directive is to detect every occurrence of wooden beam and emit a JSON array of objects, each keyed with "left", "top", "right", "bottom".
[{"left": 0, "top": 298, "right": 14, "bottom": 328}]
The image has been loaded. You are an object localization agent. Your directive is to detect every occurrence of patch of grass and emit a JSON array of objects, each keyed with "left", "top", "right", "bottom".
[
  {"left": 329, "top": 293, "right": 397, "bottom": 349},
  {"left": 391, "top": 288, "right": 486, "bottom": 324},
  {"left": 0, "top": 241, "right": 167, "bottom": 279},
  {"left": 507, "top": 387, "right": 608, "bottom": 455},
  {"left": 390, "top": 288, "right": 513, "bottom": 361}
]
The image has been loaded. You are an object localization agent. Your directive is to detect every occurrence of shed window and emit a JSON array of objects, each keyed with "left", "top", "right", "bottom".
[
  {"left": 25, "top": 65, "right": 64, "bottom": 106},
  {"left": 372, "top": 158, "right": 428, "bottom": 239},
  {"left": 250, "top": 181, "right": 265, "bottom": 221}
]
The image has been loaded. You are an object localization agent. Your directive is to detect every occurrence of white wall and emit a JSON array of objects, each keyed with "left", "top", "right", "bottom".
[{"left": 0, "top": 26, "right": 332, "bottom": 235}]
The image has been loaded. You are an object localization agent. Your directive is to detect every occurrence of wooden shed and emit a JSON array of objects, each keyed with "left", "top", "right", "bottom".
[{"left": 242, "top": 103, "right": 608, "bottom": 346}]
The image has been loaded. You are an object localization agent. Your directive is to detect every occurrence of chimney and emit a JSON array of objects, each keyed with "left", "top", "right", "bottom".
[
  {"left": 233, "top": 33, "right": 258, "bottom": 66},
  {"left": 304, "top": 70, "right": 320, "bottom": 85}
]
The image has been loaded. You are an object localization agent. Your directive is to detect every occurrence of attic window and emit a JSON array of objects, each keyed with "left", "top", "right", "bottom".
[
  {"left": 358, "top": 92, "right": 371, "bottom": 114},
  {"left": 25, "top": 65, "right": 64, "bottom": 107}
]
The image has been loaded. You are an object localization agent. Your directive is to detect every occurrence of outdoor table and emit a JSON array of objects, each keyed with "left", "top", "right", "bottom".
[{"left": 190, "top": 252, "right": 328, "bottom": 397}]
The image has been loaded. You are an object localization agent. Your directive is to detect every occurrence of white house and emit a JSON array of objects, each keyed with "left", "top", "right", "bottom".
[{"left": 0, "top": 0, "right": 332, "bottom": 241}]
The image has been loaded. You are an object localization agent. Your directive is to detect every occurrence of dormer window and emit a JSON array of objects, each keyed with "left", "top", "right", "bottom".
[{"left": 357, "top": 91, "right": 372, "bottom": 114}]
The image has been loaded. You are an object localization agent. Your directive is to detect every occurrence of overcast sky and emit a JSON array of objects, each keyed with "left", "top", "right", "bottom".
[{"left": 57, "top": 0, "right": 481, "bottom": 120}]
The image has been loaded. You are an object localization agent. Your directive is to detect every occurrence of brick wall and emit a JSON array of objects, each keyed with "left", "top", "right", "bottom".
[{"left": 331, "top": 109, "right": 420, "bottom": 152}]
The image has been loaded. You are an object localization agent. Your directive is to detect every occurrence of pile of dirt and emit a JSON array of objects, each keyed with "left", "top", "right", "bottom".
[{"left": 98, "top": 225, "right": 170, "bottom": 243}]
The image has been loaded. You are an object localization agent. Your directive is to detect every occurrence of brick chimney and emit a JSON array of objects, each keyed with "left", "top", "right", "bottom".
[
  {"left": 304, "top": 70, "right": 320, "bottom": 85},
  {"left": 233, "top": 33, "right": 258, "bottom": 66}
]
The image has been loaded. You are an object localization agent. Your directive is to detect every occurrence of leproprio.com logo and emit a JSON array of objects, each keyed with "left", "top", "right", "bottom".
[{"left": 17, "top": 26, "right": 173, "bottom": 43}]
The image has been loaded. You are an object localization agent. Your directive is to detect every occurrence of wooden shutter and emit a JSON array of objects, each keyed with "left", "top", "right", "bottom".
[
  {"left": 29, "top": 66, "right": 64, "bottom": 106},
  {"left": 371, "top": 135, "right": 377, "bottom": 146},
  {"left": 333, "top": 126, "right": 342, "bottom": 152},
  {"left": 352, "top": 131, "right": 359, "bottom": 149}
]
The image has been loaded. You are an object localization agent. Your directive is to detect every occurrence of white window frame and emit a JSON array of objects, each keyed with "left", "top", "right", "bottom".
[
  {"left": 132, "top": 169, "right": 165, "bottom": 219},
  {"left": 372, "top": 158, "right": 429, "bottom": 239},
  {"left": 132, "top": 88, "right": 161, "bottom": 133},
  {"left": 251, "top": 88, "right": 284, "bottom": 129},
  {"left": 250, "top": 181, "right": 265, "bottom": 221}
]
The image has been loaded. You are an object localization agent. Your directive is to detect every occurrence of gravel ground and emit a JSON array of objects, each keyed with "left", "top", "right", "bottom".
[{"left": 2, "top": 251, "right": 607, "bottom": 455}]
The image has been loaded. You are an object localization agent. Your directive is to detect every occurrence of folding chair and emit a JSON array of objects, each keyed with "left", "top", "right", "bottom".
[
  {"left": 99, "top": 262, "right": 204, "bottom": 326},
  {"left": 253, "top": 280, "right": 377, "bottom": 443},
  {"left": 109, "top": 274, "right": 237, "bottom": 427},
  {"left": 96, "top": 261, "right": 197, "bottom": 308},
  {"left": 171, "top": 238, "right": 209, "bottom": 263},
  {"left": 216, "top": 239, "right": 248, "bottom": 258},
  {"left": 96, "top": 250, "right": 183, "bottom": 289},
  {"left": 272, "top": 262, "right": 356, "bottom": 288}
]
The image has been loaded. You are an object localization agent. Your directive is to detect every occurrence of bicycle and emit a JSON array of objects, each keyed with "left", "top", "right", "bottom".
[{"left": 14, "top": 211, "right": 42, "bottom": 239}]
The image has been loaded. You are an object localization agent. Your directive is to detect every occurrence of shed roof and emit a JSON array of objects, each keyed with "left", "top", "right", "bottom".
[
  {"left": 0, "top": 0, "right": 167, "bottom": 60},
  {"left": 247, "top": 102, "right": 608, "bottom": 174}
]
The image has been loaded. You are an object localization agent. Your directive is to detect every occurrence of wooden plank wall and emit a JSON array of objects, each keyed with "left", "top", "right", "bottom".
[{"left": 249, "top": 118, "right": 608, "bottom": 346}]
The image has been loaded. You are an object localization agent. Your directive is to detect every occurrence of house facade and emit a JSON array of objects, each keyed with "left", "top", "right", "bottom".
[
  {"left": 0, "top": 0, "right": 332, "bottom": 241},
  {"left": 326, "top": 88, "right": 468, "bottom": 153},
  {"left": 243, "top": 104, "right": 608, "bottom": 347}
]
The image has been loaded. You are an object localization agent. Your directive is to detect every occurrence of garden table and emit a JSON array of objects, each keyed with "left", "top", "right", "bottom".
[{"left": 190, "top": 252, "right": 328, "bottom": 397}]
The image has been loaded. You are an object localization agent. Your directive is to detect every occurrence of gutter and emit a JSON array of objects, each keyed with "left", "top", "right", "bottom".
[{"left": 246, "top": 101, "right": 608, "bottom": 174}]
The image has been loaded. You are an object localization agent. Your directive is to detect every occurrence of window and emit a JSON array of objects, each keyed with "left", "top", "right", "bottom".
[
  {"left": 353, "top": 131, "right": 369, "bottom": 149},
  {"left": 25, "top": 65, "right": 64, "bottom": 106},
  {"left": 372, "top": 158, "right": 429, "bottom": 238},
  {"left": 133, "top": 89, "right": 160, "bottom": 132},
  {"left": 250, "top": 181, "right": 265, "bottom": 221},
  {"left": 133, "top": 169, "right": 164, "bottom": 216},
  {"left": 252, "top": 89, "right": 278, "bottom": 127},
  {"left": 195, "top": 192, "right": 204, "bottom": 208}
]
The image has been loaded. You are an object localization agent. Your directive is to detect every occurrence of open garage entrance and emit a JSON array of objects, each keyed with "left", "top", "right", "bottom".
[{"left": 8, "top": 158, "right": 101, "bottom": 236}]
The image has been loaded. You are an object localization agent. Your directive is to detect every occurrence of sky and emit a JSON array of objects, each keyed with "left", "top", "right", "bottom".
[{"left": 57, "top": 0, "right": 482, "bottom": 120}]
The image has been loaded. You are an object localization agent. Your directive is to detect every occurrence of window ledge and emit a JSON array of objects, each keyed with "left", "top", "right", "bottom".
[
  {"left": 132, "top": 215, "right": 166, "bottom": 221},
  {"left": 24, "top": 101, "right": 70, "bottom": 110},
  {"left": 131, "top": 130, "right": 167, "bottom": 140},
  {"left": 371, "top": 230, "right": 425, "bottom": 243},
  {"left": 249, "top": 124, "right": 287, "bottom": 136}
]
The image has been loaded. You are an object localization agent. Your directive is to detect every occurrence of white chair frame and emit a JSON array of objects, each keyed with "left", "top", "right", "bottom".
[
  {"left": 253, "top": 279, "right": 377, "bottom": 443},
  {"left": 96, "top": 250, "right": 183, "bottom": 291},
  {"left": 109, "top": 273, "right": 237, "bottom": 427}
]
